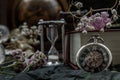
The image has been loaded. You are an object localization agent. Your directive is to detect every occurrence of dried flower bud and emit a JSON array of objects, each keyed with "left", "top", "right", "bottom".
[
  {"left": 106, "top": 22, "right": 112, "bottom": 28},
  {"left": 35, "top": 50, "right": 40, "bottom": 54},
  {"left": 21, "top": 22, "right": 28, "bottom": 28},
  {"left": 113, "top": 15, "right": 118, "bottom": 21},
  {"left": 111, "top": 9, "right": 117, "bottom": 15},
  {"left": 75, "top": 2, "right": 83, "bottom": 9},
  {"left": 76, "top": 22, "right": 84, "bottom": 31},
  {"left": 31, "top": 26, "right": 37, "bottom": 30},
  {"left": 100, "top": 28, "right": 104, "bottom": 32},
  {"left": 101, "top": 11, "right": 109, "bottom": 18},
  {"left": 77, "top": 22, "right": 84, "bottom": 27},
  {"left": 94, "top": 13, "right": 100, "bottom": 17},
  {"left": 81, "top": 16, "right": 88, "bottom": 22},
  {"left": 82, "top": 30, "right": 87, "bottom": 34},
  {"left": 86, "top": 25, "right": 95, "bottom": 30},
  {"left": 76, "top": 10, "right": 81, "bottom": 15},
  {"left": 75, "top": 27, "right": 80, "bottom": 31}
]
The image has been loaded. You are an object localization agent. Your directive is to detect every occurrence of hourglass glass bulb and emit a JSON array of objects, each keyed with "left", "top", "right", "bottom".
[{"left": 46, "top": 24, "right": 60, "bottom": 65}]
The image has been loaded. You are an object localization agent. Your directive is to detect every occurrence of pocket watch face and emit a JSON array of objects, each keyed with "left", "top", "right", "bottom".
[{"left": 76, "top": 43, "right": 112, "bottom": 73}]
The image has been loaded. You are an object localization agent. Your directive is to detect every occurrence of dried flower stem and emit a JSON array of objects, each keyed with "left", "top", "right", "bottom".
[
  {"left": 22, "top": 64, "right": 32, "bottom": 72},
  {"left": 68, "top": 0, "right": 74, "bottom": 11},
  {"left": 70, "top": 0, "right": 119, "bottom": 19},
  {"left": 0, "top": 71, "right": 16, "bottom": 76},
  {"left": 67, "top": 0, "right": 120, "bottom": 29},
  {"left": 0, "top": 61, "right": 19, "bottom": 69}
]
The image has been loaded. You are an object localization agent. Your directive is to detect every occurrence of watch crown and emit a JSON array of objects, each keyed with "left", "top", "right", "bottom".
[{"left": 88, "top": 34, "right": 104, "bottom": 43}]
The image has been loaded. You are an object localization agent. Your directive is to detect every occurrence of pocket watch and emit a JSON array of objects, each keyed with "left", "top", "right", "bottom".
[{"left": 76, "top": 34, "right": 112, "bottom": 73}]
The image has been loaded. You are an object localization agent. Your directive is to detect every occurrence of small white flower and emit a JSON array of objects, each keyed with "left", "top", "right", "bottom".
[
  {"left": 75, "top": 27, "right": 80, "bottom": 31},
  {"left": 81, "top": 16, "right": 88, "bottom": 22},
  {"left": 100, "top": 28, "right": 104, "bottom": 32},
  {"left": 90, "top": 26, "right": 95, "bottom": 30},
  {"left": 86, "top": 25, "right": 95, "bottom": 30},
  {"left": 82, "top": 30, "right": 87, "bottom": 34},
  {"left": 88, "top": 17, "right": 94, "bottom": 22},
  {"left": 106, "top": 22, "right": 112, "bottom": 28},
  {"left": 35, "top": 50, "right": 40, "bottom": 54},
  {"left": 24, "top": 58, "right": 30, "bottom": 66},
  {"left": 76, "top": 22, "right": 84, "bottom": 31},
  {"left": 75, "top": 2, "right": 83, "bottom": 9},
  {"left": 111, "top": 9, "right": 117, "bottom": 15},
  {"left": 113, "top": 15, "right": 118, "bottom": 21},
  {"left": 77, "top": 22, "right": 84, "bottom": 27},
  {"left": 76, "top": 10, "right": 81, "bottom": 15},
  {"left": 94, "top": 13, "right": 100, "bottom": 17}
]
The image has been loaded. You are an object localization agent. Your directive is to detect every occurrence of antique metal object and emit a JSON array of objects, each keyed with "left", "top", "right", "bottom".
[{"left": 76, "top": 34, "right": 112, "bottom": 73}]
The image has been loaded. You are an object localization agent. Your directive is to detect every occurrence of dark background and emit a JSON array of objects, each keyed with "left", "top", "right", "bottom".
[{"left": 0, "top": 0, "right": 119, "bottom": 30}]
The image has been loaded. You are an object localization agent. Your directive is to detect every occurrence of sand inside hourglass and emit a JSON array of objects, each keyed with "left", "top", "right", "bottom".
[
  {"left": 47, "top": 54, "right": 59, "bottom": 65},
  {"left": 48, "top": 55, "right": 59, "bottom": 60}
]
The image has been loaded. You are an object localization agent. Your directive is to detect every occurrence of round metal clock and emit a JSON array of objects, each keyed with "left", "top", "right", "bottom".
[{"left": 76, "top": 35, "right": 112, "bottom": 73}]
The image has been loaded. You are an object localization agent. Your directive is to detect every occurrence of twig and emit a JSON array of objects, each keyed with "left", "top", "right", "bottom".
[
  {"left": 69, "top": 0, "right": 119, "bottom": 18},
  {"left": 84, "top": 0, "right": 119, "bottom": 16},
  {"left": 67, "top": 0, "right": 74, "bottom": 11},
  {"left": 22, "top": 64, "right": 32, "bottom": 72}
]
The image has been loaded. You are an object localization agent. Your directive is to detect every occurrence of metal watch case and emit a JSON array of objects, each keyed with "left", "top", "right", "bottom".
[{"left": 76, "top": 35, "right": 112, "bottom": 73}]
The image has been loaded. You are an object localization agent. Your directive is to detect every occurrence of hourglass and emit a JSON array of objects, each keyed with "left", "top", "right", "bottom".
[
  {"left": 38, "top": 19, "right": 65, "bottom": 66},
  {"left": 46, "top": 24, "right": 59, "bottom": 65}
]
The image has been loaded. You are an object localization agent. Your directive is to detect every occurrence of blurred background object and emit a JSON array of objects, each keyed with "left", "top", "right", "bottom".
[
  {"left": 0, "top": 0, "right": 118, "bottom": 30},
  {"left": 0, "top": 0, "right": 68, "bottom": 29}
]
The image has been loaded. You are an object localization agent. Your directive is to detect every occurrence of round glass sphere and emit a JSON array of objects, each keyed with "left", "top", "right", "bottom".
[
  {"left": 0, "top": 25, "right": 9, "bottom": 43},
  {"left": 14, "top": 0, "right": 62, "bottom": 26}
]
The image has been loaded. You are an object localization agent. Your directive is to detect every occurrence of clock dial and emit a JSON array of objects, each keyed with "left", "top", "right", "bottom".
[{"left": 76, "top": 43, "right": 112, "bottom": 73}]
